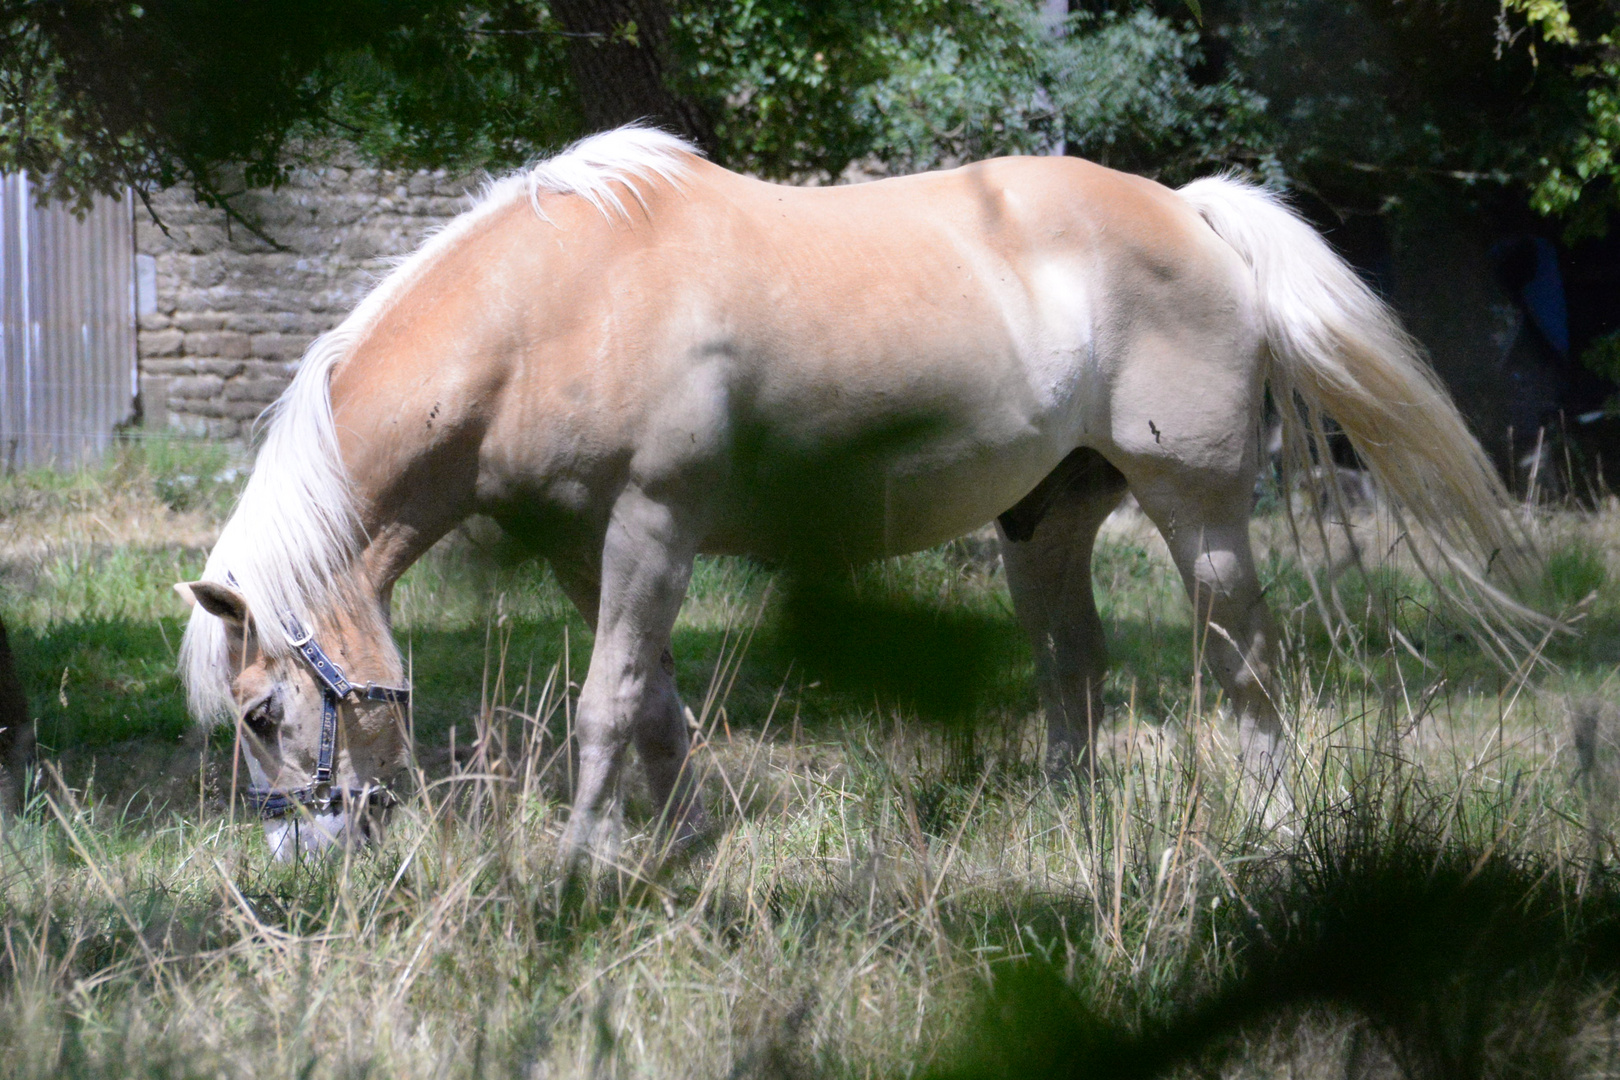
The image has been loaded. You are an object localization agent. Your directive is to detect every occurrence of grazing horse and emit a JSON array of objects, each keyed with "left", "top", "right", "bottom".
[{"left": 177, "top": 127, "right": 1532, "bottom": 861}]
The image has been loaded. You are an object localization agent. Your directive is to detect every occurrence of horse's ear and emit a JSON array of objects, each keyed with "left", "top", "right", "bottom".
[{"left": 176, "top": 580, "right": 249, "bottom": 624}]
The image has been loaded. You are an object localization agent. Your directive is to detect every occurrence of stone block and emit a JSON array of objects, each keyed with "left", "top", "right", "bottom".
[
  {"left": 180, "top": 398, "right": 226, "bottom": 419},
  {"left": 225, "top": 399, "right": 270, "bottom": 421},
  {"left": 224, "top": 375, "right": 287, "bottom": 403},
  {"left": 181, "top": 223, "right": 228, "bottom": 255},
  {"left": 182, "top": 415, "right": 237, "bottom": 439},
  {"left": 137, "top": 313, "right": 172, "bottom": 332},
  {"left": 339, "top": 232, "right": 380, "bottom": 262},
  {"left": 250, "top": 332, "right": 312, "bottom": 360},
  {"left": 164, "top": 412, "right": 214, "bottom": 438},
  {"left": 138, "top": 375, "right": 171, "bottom": 431},
  {"left": 254, "top": 251, "right": 300, "bottom": 275},
  {"left": 232, "top": 193, "right": 306, "bottom": 231},
  {"left": 184, "top": 331, "right": 251, "bottom": 359},
  {"left": 176, "top": 289, "right": 235, "bottom": 314},
  {"left": 187, "top": 255, "right": 227, "bottom": 288},
  {"left": 207, "top": 287, "right": 254, "bottom": 311},
  {"left": 140, "top": 328, "right": 184, "bottom": 357},
  {"left": 430, "top": 196, "right": 473, "bottom": 217},
  {"left": 169, "top": 375, "right": 225, "bottom": 400},
  {"left": 195, "top": 360, "right": 246, "bottom": 378},
  {"left": 173, "top": 313, "right": 227, "bottom": 332},
  {"left": 319, "top": 204, "right": 366, "bottom": 229},
  {"left": 135, "top": 219, "right": 168, "bottom": 248},
  {"left": 296, "top": 313, "right": 339, "bottom": 335},
  {"left": 139, "top": 358, "right": 196, "bottom": 376},
  {"left": 223, "top": 312, "right": 292, "bottom": 334}
]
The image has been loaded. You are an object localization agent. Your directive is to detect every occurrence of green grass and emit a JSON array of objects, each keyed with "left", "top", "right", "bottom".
[{"left": 3, "top": 451, "right": 1620, "bottom": 1078}]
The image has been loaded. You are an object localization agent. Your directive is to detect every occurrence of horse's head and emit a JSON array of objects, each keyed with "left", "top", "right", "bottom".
[{"left": 177, "top": 578, "right": 410, "bottom": 860}]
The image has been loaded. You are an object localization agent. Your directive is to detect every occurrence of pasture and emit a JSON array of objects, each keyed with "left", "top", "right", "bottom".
[{"left": 2, "top": 438, "right": 1619, "bottom": 1079}]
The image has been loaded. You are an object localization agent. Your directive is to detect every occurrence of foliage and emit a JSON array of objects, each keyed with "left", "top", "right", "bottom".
[
  {"left": 2, "top": 0, "right": 1618, "bottom": 245},
  {"left": 1531, "top": 42, "right": 1620, "bottom": 235},
  {"left": 0, "top": 1, "right": 586, "bottom": 213},
  {"left": 674, "top": 0, "right": 990, "bottom": 178},
  {"left": 1047, "top": 9, "right": 1272, "bottom": 181},
  {"left": 1500, "top": 0, "right": 1620, "bottom": 237},
  {"left": 316, "top": 4, "right": 582, "bottom": 174},
  {"left": 0, "top": 0, "right": 1268, "bottom": 206},
  {"left": 1203, "top": 0, "right": 1620, "bottom": 230},
  {"left": 1582, "top": 331, "right": 1620, "bottom": 403},
  {"left": 854, "top": 7, "right": 1272, "bottom": 183}
]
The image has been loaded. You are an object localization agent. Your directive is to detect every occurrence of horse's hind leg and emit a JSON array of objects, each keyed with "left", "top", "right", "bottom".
[
  {"left": 997, "top": 447, "right": 1130, "bottom": 776},
  {"left": 558, "top": 490, "right": 707, "bottom": 869},
  {"left": 1122, "top": 463, "right": 1285, "bottom": 775}
]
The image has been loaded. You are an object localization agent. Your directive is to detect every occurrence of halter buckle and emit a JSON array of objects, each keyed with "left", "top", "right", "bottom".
[{"left": 282, "top": 617, "right": 314, "bottom": 649}]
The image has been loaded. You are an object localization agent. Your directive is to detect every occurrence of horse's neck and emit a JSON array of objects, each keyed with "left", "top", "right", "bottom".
[
  {"left": 313, "top": 565, "right": 407, "bottom": 681},
  {"left": 328, "top": 339, "right": 496, "bottom": 602},
  {"left": 327, "top": 199, "right": 560, "bottom": 600},
  {"left": 337, "top": 403, "right": 486, "bottom": 608}
]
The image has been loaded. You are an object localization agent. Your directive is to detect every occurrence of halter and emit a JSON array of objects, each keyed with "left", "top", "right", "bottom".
[{"left": 227, "top": 575, "right": 411, "bottom": 819}]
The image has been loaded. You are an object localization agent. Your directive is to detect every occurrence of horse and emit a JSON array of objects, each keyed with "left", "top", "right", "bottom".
[{"left": 176, "top": 126, "right": 1535, "bottom": 862}]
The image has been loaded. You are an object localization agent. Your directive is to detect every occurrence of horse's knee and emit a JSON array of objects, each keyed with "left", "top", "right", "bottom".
[{"left": 631, "top": 689, "right": 687, "bottom": 768}]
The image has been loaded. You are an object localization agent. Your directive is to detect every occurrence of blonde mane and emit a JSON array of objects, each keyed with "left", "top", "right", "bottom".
[{"left": 179, "top": 126, "right": 699, "bottom": 721}]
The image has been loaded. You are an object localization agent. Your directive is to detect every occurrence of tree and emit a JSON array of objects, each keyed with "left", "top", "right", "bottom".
[
  {"left": 0, "top": 1, "right": 1264, "bottom": 207},
  {"left": 4, "top": 2, "right": 1616, "bottom": 239},
  {"left": 1197, "top": 0, "right": 1620, "bottom": 234}
]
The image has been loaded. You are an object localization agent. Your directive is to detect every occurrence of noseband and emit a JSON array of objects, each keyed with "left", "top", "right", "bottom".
[{"left": 230, "top": 583, "right": 411, "bottom": 820}]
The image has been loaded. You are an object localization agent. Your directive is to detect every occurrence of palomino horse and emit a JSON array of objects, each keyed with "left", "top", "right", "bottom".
[{"left": 177, "top": 127, "right": 1532, "bottom": 861}]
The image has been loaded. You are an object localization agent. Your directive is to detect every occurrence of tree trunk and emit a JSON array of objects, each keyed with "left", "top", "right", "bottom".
[
  {"left": 0, "top": 613, "right": 33, "bottom": 816},
  {"left": 547, "top": 0, "right": 716, "bottom": 153}
]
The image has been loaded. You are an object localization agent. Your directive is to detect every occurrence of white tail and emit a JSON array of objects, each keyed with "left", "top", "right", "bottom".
[{"left": 1178, "top": 176, "right": 1545, "bottom": 660}]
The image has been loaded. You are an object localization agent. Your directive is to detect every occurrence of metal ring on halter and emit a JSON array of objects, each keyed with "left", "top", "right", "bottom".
[{"left": 223, "top": 574, "right": 411, "bottom": 820}]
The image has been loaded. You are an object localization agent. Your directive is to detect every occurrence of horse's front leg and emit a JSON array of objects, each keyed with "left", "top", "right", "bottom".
[{"left": 559, "top": 487, "right": 706, "bottom": 870}]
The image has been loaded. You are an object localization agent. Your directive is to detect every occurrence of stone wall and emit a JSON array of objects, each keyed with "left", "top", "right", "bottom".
[{"left": 136, "top": 161, "right": 478, "bottom": 439}]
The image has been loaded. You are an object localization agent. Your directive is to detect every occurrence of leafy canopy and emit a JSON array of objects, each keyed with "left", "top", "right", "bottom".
[
  {"left": 0, "top": 0, "right": 1260, "bottom": 209},
  {"left": 0, "top": 0, "right": 1614, "bottom": 240},
  {"left": 1204, "top": 0, "right": 1620, "bottom": 234}
]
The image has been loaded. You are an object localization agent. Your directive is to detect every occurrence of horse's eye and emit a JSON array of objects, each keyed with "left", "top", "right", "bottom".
[{"left": 242, "top": 693, "right": 281, "bottom": 736}]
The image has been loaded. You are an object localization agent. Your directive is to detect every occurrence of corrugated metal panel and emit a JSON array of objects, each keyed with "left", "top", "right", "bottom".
[{"left": 0, "top": 174, "right": 136, "bottom": 469}]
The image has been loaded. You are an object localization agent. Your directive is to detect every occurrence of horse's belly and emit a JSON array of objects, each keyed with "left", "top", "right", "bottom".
[
  {"left": 702, "top": 422, "right": 1075, "bottom": 562},
  {"left": 663, "top": 236, "right": 1107, "bottom": 561}
]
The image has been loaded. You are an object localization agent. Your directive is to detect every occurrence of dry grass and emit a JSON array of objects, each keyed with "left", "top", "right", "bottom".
[
  {"left": 1, "top": 451, "right": 1619, "bottom": 1078},
  {"left": 3, "top": 676, "right": 1614, "bottom": 1079}
]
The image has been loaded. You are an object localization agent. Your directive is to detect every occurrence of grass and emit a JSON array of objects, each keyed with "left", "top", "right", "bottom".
[{"left": 1, "top": 443, "right": 1619, "bottom": 1077}]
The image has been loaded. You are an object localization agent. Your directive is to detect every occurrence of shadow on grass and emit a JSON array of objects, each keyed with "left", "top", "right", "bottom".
[
  {"left": 13, "top": 618, "right": 192, "bottom": 752},
  {"left": 13, "top": 530, "right": 1619, "bottom": 822},
  {"left": 927, "top": 798, "right": 1620, "bottom": 1080}
]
